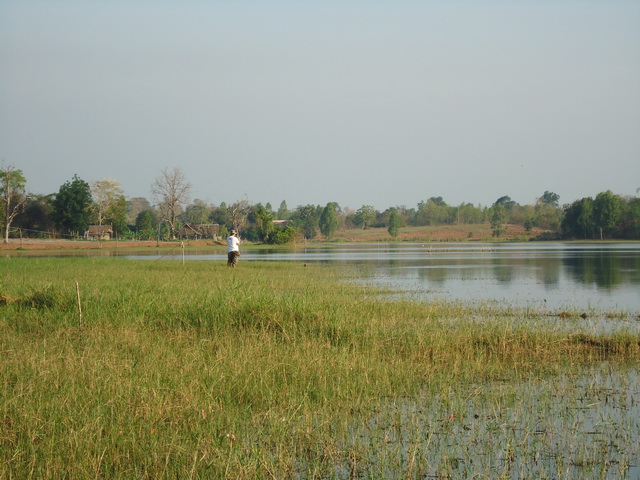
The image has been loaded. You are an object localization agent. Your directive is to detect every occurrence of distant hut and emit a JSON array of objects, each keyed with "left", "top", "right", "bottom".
[
  {"left": 85, "top": 225, "right": 114, "bottom": 240},
  {"left": 177, "top": 223, "right": 221, "bottom": 240}
]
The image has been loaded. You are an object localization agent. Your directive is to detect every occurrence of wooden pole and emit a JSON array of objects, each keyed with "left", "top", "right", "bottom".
[{"left": 75, "top": 281, "right": 83, "bottom": 326}]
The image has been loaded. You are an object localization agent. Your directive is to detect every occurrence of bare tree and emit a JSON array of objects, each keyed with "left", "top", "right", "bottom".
[
  {"left": 1, "top": 164, "right": 28, "bottom": 244},
  {"left": 151, "top": 167, "right": 192, "bottom": 239},
  {"left": 90, "top": 178, "right": 123, "bottom": 225},
  {"left": 228, "top": 197, "right": 252, "bottom": 234}
]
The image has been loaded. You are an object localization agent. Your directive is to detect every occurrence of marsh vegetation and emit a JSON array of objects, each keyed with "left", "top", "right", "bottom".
[{"left": 1, "top": 257, "right": 639, "bottom": 478}]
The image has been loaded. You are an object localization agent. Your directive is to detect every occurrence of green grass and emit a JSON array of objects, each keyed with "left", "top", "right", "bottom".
[{"left": 1, "top": 257, "right": 639, "bottom": 478}]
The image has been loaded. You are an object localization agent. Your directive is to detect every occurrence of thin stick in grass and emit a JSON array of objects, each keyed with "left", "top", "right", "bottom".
[{"left": 76, "top": 280, "right": 83, "bottom": 326}]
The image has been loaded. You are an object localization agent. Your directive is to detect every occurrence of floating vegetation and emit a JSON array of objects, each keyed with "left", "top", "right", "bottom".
[{"left": 332, "top": 362, "right": 640, "bottom": 479}]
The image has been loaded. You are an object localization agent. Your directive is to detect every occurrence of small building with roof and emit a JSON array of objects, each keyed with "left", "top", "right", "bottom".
[{"left": 84, "top": 225, "right": 114, "bottom": 240}]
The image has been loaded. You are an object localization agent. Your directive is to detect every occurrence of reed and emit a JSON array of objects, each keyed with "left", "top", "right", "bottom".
[{"left": 1, "top": 257, "right": 638, "bottom": 478}]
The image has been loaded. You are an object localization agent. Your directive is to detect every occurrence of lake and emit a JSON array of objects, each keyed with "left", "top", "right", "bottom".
[{"left": 123, "top": 242, "right": 640, "bottom": 314}]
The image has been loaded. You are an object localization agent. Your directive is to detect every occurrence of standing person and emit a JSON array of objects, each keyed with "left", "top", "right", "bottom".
[{"left": 227, "top": 230, "right": 241, "bottom": 268}]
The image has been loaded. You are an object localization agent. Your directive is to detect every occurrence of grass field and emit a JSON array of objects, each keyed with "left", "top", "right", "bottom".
[{"left": 1, "top": 257, "right": 638, "bottom": 478}]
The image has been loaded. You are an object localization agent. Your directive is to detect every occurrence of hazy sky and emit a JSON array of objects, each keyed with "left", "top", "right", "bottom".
[{"left": 1, "top": 1, "right": 639, "bottom": 211}]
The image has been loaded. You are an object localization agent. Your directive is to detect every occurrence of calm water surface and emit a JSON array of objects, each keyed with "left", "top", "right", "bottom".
[{"left": 125, "top": 242, "right": 640, "bottom": 314}]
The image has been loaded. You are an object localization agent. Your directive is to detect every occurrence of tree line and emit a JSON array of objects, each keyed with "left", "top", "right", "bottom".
[{"left": 1, "top": 164, "right": 639, "bottom": 244}]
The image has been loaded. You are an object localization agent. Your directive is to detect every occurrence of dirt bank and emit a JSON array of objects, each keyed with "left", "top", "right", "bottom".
[{"left": 0, "top": 239, "right": 219, "bottom": 251}]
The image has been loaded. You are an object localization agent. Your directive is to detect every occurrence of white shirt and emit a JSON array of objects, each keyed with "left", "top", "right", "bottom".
[{"left": 227, "top": 235, "right": 241, "bottom": 252}]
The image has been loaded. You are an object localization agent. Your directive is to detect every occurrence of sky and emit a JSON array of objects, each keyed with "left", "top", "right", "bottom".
[{"left": 1, "top": 0, "right": 639, "bottom": 211}]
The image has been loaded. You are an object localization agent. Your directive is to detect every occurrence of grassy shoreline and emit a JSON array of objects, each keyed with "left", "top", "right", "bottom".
[{"left": 1, "top": 257, "right": 639, "bottom": 477}]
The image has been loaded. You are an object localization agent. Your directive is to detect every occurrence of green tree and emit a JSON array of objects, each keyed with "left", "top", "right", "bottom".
[
  {"left": 416, "top": 198, "right": 454, "bottom": 225},
  {"left": 106, "top": 194, "right": 129, "bottom": 236},
  {"left": 495, "top": 195, "right": 516, "bottom": 209},
  {"left": 457, "top": 203, "right": 485, "bottom": 224},
  {"left": 209, "top": 203, "right": 231, "bottom": 228},
  {"left": 354, "top": 205, "right": 376, "bottom": 229},
  {"left": 494, "top": 195, "right": 520, "bottom": 224},
  {"left": 576, "top": 198, "right": 595, "bottom": 239},
  {"left": 272, "top": 225, "right": 297, "bottom": 244},
  {"left": 90, "top": 178, "right": 123, "bottom": 226},
  {"left": 533, "top": 203, "right": 562, "bottom": 231},
  {"left": 277, "top": 200, "right": 290, "bottom": 220},
  {"left": 539, "top": 191, "right": 560, "bottom": 207},
  {"left": 620, "top": 197, "right": 640, "bottom": 239},
  {"left": 388, "top": 209, "right": 401, "bottom": 238},
  {"left": 254, "top": 204, "right": 275, "bottom": 243},
  {"left": 593, "top": 190, "right": 623, "bottom": 239},
  {"left": 126, "top": 197, "right": 152, "bottom": 225},
  {"left": 1, "top": 164, "right": 28, "bottom": 243},
  {"left": 15, "top": 194, "right": 55, "bottom": 237},
  {"left": 524, "top": 218, "right": 535, "bottom": 233},
  {"left": 52, "top": 175, "right": 93, "bottom": 236},
  {"left": 135, "top": 210, "right": 157, "bottom": 240},
  {"left": 490, "top": 204, "right": 506, "bottom": 237},
  {"left": 562, "top": 197, "right": 595, "bottom": 239},
  {"left": 182, "top": 200, "right": 211, "bottom": 225},
  {"left": 392, "top": 205, "right": 415, "bottom": 227},
  {"left": 294, "top": 204, "right": 320, "bottom": 239},
  {"left": 319, "top": 203, "right": 339, "bottom": 240}
]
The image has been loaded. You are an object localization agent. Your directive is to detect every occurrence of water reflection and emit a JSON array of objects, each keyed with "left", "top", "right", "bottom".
[
  {"left": 563, "top": 249, "right": 639, "bottom": 288},
  {"left": 355, "top": 244, "right": 640, "bottom": 312}
]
